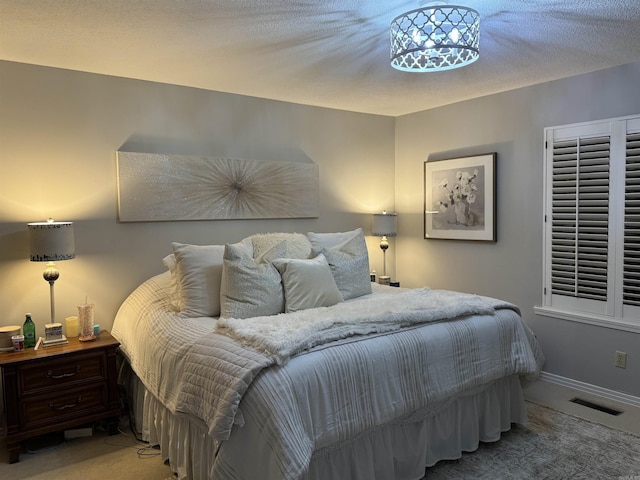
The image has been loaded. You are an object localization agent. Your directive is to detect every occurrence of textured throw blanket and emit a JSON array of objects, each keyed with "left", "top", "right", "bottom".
[{"left": 216, "top": 288, "right": 519, "bottom": 364}]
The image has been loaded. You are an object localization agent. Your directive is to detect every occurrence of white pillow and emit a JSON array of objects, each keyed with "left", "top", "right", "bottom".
[
  {"left": 171, "top": 243, "right": 225, "bottom": 318},
  {"left": 219, "top": 241, "right": 286, "bottom": 319},
  {"left": 251, "top": 232, "right": 312, "bottom": 259},
  {"left": 272, "top": 254, "right": 344, "bottom": 313},
  {"left": 161, "top": 253, "right": 180, "bottom": 311},
  {"left": 162, "top": 253, "right": 176, "bottom": 271},
  {"left": 308, "top": 228, "right": 371, "bottom": 300}
]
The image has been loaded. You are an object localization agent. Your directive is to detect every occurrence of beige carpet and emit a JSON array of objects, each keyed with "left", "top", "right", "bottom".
[
  {"left": 0, "top": 423, "right": 172, "bottom": 480},
  {"left": 1, "top": 400, "right": 639, "bottom": 479}
]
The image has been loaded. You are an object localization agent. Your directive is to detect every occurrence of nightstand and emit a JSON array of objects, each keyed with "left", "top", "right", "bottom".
[{"left": 0, "top": 331, "right": 121, "bottom": 463}]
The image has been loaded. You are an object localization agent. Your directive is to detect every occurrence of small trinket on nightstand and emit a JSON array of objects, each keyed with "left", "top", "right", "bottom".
[
  {"left": 45, "top": 323, "right": 63, "bottom": 341},
  {"left": 12, "top": 335, "right": 24, "bottom": 352}
]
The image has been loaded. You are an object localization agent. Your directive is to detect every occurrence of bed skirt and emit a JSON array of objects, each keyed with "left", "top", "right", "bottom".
[{"left": 120, "top": 363, "right": 528, "bottom": 480}]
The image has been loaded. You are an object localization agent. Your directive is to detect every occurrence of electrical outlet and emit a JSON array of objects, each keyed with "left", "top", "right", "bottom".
[{"left": 615, "top": 351, "right": 627, "bottom": 369}]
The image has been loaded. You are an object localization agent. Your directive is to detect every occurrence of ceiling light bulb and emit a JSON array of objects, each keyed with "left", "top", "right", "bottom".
[{"left": 412, "top": 28, "right": 422, "bottom": 44}]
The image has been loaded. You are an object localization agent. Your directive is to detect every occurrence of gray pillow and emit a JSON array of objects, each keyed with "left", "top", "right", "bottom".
[
  {"left": 309, "top": 229, "right": 372, "bottom": 300},
  {"left": 272, "top": 254, "right": 343, "bottom": 312},
  {"left": 219, "top": 241, "right": 286, "bottom": 319},
  {"left": 171, "top": 243, "right": 225, "bottom": 317},
  {"left": 307, "top": 227, "right": 365, "bottom": 250}
]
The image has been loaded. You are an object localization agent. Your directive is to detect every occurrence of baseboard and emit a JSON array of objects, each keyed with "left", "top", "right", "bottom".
[{"left": 540, "top": 371, "right": 640, "bottom": 409}]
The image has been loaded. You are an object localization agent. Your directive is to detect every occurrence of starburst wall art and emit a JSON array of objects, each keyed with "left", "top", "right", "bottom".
[
  {"left": 116, "top": 152, "right": 319, "bottom": 222},
  {"left": 424, "top": 153, "right": 496, "bottom": 242}
]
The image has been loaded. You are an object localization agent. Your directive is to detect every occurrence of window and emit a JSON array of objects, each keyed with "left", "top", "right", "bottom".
[{"left": 539, "top": 114, "right": 640, "bottom": 332}]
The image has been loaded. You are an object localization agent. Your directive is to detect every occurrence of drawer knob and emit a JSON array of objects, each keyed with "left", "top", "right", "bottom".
[
  {"left": 49, "top": 396, "right": 82, "bottom": 411},
  {"left": 47, "top": 365, "right": 81, "bottom": 379}
]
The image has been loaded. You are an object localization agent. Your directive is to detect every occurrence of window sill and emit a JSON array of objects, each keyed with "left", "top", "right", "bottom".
[{"left": 534, "top": 306, "right": 640, "bottom": 334}]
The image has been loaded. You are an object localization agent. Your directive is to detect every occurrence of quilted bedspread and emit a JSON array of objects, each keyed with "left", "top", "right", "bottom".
[{"left": 113, "top": 272, "right": 544, "bottom": 480}]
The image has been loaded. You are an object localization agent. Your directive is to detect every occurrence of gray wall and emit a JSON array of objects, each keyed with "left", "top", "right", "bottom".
[
  {"left": 0, "top": 61, "right": 395, "bottom": 334},
  {"left": 1, "top": 58, "right": 639, "bottom": 400},
  {"left": 395, "top": 62, "right": 640, "bottom": 397}
]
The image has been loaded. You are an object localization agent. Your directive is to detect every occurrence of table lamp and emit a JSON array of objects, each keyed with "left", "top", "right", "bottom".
[
  {"left": 372, "top": 211, "right": 397, "bottom": 285},
  {"left": 28, "top": 218, "right": 76, "bottom": 324}
]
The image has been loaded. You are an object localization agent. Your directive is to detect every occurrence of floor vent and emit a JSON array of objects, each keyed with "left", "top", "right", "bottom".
[{"left": 570, "top": 397, "right": 623, "bottom": 416}]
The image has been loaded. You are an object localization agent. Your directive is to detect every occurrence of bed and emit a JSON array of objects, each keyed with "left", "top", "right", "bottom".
[{"left": 112, "top": 229, "right": 544, "bottom": 480}]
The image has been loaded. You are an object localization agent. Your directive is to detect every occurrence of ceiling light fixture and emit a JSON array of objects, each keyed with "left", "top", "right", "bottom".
[{"left": 390, "top": 5, "right": 480, "bottom": 72}]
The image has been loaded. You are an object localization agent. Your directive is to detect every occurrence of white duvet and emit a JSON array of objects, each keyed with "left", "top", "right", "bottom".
[{"left": 112, "top": 271, "right": 544, "bottom": 480}]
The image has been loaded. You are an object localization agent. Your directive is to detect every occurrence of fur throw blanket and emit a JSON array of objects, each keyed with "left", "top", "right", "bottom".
[{"left": 216, "top": 288, "right": 519, "bottom": 364}]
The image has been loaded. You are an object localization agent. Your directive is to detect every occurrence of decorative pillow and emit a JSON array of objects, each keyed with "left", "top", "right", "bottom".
[
  {"left": 307, "top": 227, "right": 364, "bottom": 250},
  {"left": 272, "top": 254, "right": 343, "bottom": 313},
  {"left": 251, "top": 232, "right": 312, "bottom": 260},
  {"left": 171, "top": 243, "right": 225, "bottom": 318},
  {"left": 308, "top": 228, "right": 371, "bottom": 300},
  {"left": 219, "top": 241, "right": 286, "bottom": 319}
]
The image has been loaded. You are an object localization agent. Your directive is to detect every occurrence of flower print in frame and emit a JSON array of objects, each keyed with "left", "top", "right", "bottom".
[{"left": 424, "top": 153, "right": 496, "bottom": 242}]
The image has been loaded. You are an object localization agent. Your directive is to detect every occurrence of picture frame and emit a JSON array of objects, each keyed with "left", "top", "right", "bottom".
[{"left": 424, "top": 153, "right": 496, "bottom": 242}]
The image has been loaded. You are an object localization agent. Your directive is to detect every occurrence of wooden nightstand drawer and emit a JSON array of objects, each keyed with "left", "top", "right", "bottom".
[
  {"left": 0, "top": 332, "right": 121, "bottom": 463},
  {"left": 19, "top": 351, "right": 106, "bottom": 395},
  {"left": 21, "top": 383, "right": 108, "bottom": 429}
]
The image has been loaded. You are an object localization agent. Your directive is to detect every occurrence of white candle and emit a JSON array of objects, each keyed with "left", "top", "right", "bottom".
[{"left": 65, "top": 316, "right": 79, "bottom": 337}]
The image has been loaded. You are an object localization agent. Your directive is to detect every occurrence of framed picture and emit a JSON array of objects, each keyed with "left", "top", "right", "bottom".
[{"left": 424, "top": 153, "right": 496, "bottom": 242}]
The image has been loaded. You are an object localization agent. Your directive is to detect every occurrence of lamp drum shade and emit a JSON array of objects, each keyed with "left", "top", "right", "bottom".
[
  {"left": 372, "top": 213, "right": 397, "bottom": 237},
  {"left": 28, "top": 221, "right": 76, "bottom": 261}
]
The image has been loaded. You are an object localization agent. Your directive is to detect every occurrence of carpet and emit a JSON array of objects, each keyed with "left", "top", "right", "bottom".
[{"left": 423, "top": 402, "right": 640, "bottom": 479}]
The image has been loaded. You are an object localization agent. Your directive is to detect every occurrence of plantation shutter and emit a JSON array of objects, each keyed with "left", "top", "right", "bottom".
[
  {"left": 550, "top": 135, "right": 610, "bottom": 301},
  {"left": 624, "top": 132, "right": 640, "bottom": 306},
  {"left": 543, "top": 114, "right": 640, "bottom": 326}
]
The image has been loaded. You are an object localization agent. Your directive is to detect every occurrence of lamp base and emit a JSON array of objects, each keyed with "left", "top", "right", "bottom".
[{"left": 378, "top": 275, "right": 391, "bottom": 286}]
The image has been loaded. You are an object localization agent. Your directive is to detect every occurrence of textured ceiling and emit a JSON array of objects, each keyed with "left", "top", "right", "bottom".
[{"left": 2, "top": 0, "right": 640, "bottom": 116}]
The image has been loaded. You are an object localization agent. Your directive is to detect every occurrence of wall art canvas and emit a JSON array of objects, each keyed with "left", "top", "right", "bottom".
[
  {"left": 116, "top": 152, "right": 319, "bottom": 222},
  {"left": 424, "top": 153, "right": 496, "bottom": 241}
]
